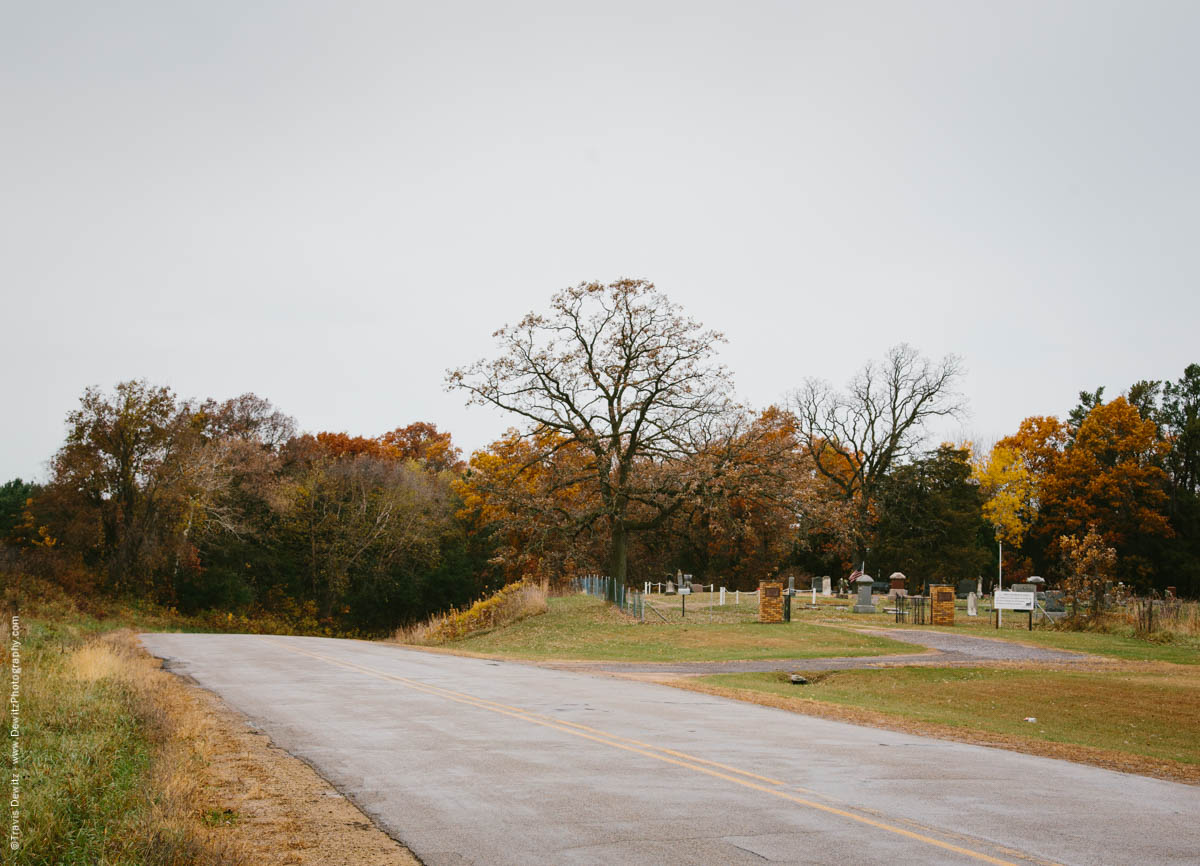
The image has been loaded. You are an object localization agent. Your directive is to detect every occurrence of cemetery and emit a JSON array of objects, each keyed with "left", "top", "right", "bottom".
[{"left": 431, "top": 571, "right": 1200, "bottom": 783}]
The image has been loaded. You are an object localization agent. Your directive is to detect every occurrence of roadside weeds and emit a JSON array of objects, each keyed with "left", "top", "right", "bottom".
[{"left": 6, "top": 623, "right": 419, "bottom": 866}]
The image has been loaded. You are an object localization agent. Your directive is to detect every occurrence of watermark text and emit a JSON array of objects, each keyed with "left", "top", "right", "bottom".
[{"left": 8, "top": 614, "right": 20, "bottom": 851}]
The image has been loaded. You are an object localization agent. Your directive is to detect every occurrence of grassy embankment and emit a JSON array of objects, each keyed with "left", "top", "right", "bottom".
[
  {"left": 438, "top": 591, "right": 1200, "bottom": 664},
  {"left": 4, "top": 608, "right": 239, "bottom": 865},
  {"left": 2, "top": 577, "right": 419, "bottom": 865},
  {"left": 430, "top": 593, "right": 916, "bottom": 661}
]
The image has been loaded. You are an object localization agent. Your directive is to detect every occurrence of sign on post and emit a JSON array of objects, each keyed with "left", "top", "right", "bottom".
[
  {"left": 994, "top": 590, "right": 1034, "bottom": 611},
  {"left": 994, "top": 589, "right": 1036, "bottom": 631}
]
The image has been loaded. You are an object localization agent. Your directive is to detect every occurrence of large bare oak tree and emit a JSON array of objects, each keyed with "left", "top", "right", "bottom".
[{"left": 448, "top": 279, "right": 744, "bottom": 592}]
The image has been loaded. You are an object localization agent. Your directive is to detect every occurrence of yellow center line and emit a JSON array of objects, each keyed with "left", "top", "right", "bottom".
[
  {"left": 262, "top": 638, "right": 1054, "bottom": 866},
  {"left": 266, "top": 639, "right": 787, "bottom": 785}
]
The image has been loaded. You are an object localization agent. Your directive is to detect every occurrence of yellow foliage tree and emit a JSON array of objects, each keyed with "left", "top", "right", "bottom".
[{"left": 972, "top": 444, "right": 1036, "bottom": 547}]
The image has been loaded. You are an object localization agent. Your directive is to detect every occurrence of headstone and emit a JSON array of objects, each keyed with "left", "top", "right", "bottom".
[
  {"left": 759, "top": 581, "right": 785, "bottom": 623},
  {"left": 821, "top": 576, "right": 832, "bottom": 596},
  {"left": 852, "top": 574, "right": 877, "bottom": 613},
  {"left": 930, "top": 584, "right": 956, "bottom": 625},
  {"left": 976, "top": 577, "right": 983, "bottom": 597},
  {"left": 719, "top": 587, "right": 726, "bottom": 605},
  {"left": 967, "top": 591, "right": 978, "bottom": 616},
  {"left": 888, "top": 572, "right": 908, "bottom": 598},
  {"left": 665, "top": 580, "right": 676, "bottom": 595}
]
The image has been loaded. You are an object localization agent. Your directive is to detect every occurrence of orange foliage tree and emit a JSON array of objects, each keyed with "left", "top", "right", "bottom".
[{"left": 1037, "top": 397, "right": 1171, "bottom": 582}]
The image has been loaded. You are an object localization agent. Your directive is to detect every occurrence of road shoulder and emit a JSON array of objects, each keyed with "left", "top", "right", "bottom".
[{"left": 148, "top": 639, "right": 422, "bottom": 866}]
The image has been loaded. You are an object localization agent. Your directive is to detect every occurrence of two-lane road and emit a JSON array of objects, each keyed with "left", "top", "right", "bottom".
[{"left": 141, "top": 633, "right": 1199, "bottom": 866}]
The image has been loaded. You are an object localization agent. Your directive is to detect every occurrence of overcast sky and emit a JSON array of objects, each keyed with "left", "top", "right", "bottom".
[{"left": 4, "top": 1, "right": 1198, "bottom": 482}]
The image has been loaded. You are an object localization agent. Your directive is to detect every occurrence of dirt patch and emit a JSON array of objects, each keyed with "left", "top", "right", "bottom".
[
  {"left": 651, "top": 675, "right": 1200, "bottom": 786},
  {"left": 185, "top": 686, "right": 421, "bottom": 866}
]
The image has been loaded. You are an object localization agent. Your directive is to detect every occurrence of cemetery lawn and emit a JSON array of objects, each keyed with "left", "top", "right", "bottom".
[
  {"left": 692, "top": 666, "right": 1200, "bottom": 774},
  {"left": 441, "top": 595, "right": 916, "bottom": 662}
]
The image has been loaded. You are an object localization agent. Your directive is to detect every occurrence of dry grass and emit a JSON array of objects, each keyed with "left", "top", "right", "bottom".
[
  {"left": 394, "top": 579, "right": 549, "bottom": 644},
  {"left": 4, "top": 618, "right": 418, "bottom": 865},
  {"left": 6, "top": 624, "right": 241, "bottom": 864},
  {"left": 1056, "top": 598, "right": 1200, "bottom": 638}
]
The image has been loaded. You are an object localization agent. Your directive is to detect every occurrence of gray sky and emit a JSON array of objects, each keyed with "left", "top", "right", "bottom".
[{"left": 4, "top": 1, "right": 1198, "bottom": 482}]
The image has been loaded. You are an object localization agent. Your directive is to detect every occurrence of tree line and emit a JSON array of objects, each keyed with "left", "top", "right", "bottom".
[{"left": 4, "top": 280, "right": 1196, "bottom": 631}]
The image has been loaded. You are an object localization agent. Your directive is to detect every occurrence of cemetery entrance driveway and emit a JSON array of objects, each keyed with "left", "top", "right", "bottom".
[{"left": 140, "top": 633, "right": 1200, "bottom": 866}]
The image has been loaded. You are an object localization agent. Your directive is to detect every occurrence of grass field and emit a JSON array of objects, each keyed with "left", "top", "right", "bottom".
[
  {"left": 696, "top": 666, "right": 1200, "bottom": 767},
  {"left": 441, "top": 594, "right": 916, "bottom": 661}
]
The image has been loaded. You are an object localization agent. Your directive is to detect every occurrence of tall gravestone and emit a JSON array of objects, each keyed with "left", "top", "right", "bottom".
[
  {"left": 852, "top": 574, "right": 877, "bottom": 613},
  {"left": 821, "top": 576, "right": 832, "bottom": 596}
]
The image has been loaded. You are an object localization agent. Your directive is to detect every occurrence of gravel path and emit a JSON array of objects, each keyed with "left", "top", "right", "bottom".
[{"left": 541, "top": 628, "right": 1091, "bottom": 674}]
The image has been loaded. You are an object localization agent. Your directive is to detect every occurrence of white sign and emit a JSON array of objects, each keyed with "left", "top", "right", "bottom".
[
  {"left": 994, "top": 590, "right": 1034, "bottom": 611},
  {"left": 678, "top": 587, "right": 691, "bottom": 595}
]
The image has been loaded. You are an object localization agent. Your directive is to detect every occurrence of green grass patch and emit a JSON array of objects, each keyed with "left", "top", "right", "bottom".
[
  {"left": 202, "top": 808, "right": 241, "bottom": 828},
  {"left": 699, "top": 666, "right": 1200, "bottom": 765},
  {"left": 3, "top": 577, "right": 238, "bottom": 865},
  {"left": 8, "top": 622, "right": 157, "bottom": 863},
  {"left": 442, "top": 595, "right": 916, "bottom": 661}
]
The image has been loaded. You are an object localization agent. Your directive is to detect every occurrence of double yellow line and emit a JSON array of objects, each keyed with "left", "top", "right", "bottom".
[{"left": 262, "top": 638, "right": 1055, "bottom": 866}]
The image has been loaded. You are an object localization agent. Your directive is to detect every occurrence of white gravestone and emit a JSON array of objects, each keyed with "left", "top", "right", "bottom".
[{"left": 967, "top": 591, "right": 978, "bottom": 616}]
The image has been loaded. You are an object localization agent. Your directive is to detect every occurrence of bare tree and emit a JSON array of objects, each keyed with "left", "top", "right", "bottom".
[
  {"left": 448, "top": 279, "right": 746, "bottom": 593},
  {"left": 789, "top": 344, "right": 965, "bottom": 566}
]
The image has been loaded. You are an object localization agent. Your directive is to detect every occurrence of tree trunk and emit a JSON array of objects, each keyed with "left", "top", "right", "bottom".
[{"left": 607, "top": 521, "right": 628, "bottom": 601}]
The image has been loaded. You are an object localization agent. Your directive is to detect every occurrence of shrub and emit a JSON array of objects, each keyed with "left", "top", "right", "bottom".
[{"left": 394, "top": 579, "right": 548, "bottom": 644}]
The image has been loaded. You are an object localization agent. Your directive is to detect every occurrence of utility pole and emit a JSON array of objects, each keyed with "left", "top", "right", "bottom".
[{"left": 997, "top": 537, "right": 1003, "bottom": 628}]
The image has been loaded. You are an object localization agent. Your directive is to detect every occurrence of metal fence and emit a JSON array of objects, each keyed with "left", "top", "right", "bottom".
[
  {"left": 575, "top": 574, "right": 644, "bottom": 621},
  {"left": 892, "top": 594, "right": 928, "bottom": 625}
]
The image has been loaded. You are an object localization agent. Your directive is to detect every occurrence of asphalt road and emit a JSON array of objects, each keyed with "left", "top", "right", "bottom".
[{"left": 140, "top": 633, "right": 1199, "bottom": 866}]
